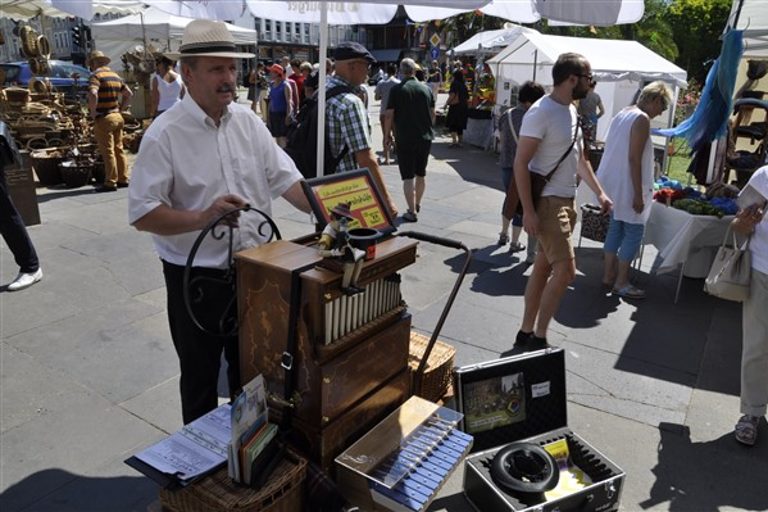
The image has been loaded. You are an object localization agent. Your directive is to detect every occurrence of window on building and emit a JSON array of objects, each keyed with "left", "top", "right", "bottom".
[
  {"left": 265, "top": 19, "right": 272, "bottom": 40},
  {"left": 275, "top": 21, "right": 282, "bottom": 42}
]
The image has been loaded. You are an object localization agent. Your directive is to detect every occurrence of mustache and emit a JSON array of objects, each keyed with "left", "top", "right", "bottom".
[{"left": 217, "top": 84, "right": 235, "bottom": 93}]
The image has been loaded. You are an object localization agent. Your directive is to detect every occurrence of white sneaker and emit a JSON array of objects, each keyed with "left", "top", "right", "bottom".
[{"left": 7, "top": 268, "right": 43, "bottom": 291}]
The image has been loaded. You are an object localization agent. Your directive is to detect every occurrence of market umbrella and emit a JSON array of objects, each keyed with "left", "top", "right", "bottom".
[
  {"left": 136, "top": 0, "right": 646, "bottom": 175},
  {"left": 0, "top": 0, "right": 143, "bottom": 21},
  {"left": 141, "top": 0, "right": 490, "bottom": 177}
]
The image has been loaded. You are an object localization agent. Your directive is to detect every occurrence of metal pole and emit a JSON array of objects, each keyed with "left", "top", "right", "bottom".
[{"left": 316, "top": 5, "right": 328, "bottom": 178}]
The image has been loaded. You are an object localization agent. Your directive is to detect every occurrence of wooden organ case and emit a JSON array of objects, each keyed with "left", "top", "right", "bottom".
[{"left": 235, "top": 236, "right": 418, "bottom": 470}]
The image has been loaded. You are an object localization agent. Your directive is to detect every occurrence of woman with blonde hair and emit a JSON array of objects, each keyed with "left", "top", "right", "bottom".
[{"left": 598, "top": 81, "right": 672, "bottom": 298}]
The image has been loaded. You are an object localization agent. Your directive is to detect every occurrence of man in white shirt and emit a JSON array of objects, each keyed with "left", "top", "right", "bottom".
[
  {"left": 128, "top": 20, "right": 310, "bottom": 424},
  {"left": 513, "top": 53, "right": 612, "bottom": 349}
]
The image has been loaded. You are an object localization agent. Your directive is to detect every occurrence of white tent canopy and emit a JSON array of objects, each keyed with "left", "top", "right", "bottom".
[
  {"left": 453, "top": 27, "right": 524, "bottom": 56},
  {"left": 91, "top": 6, "right": 258, "bottom": 46},
  {"left": 488, "top": 29, "right": 688, "bottom": 141},
  {"left": 91, "top": 7, "right": 258, "bottom": 82},
  {"left": 727, "top": 0, "right": 768, "bottom": 57}
]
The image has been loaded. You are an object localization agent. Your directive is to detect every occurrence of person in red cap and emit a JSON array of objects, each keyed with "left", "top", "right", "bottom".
[{"left": 267, "top": 63, "right": 293, "bottom": 147}]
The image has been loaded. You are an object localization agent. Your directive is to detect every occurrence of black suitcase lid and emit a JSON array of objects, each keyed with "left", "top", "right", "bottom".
[{"left": 454, "top": 347, "right": 567, "bottom": 453}]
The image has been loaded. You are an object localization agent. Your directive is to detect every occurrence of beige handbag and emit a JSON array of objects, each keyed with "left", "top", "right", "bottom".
[{"left": 704, "top": 226, "right": 751, "bottom": 302}]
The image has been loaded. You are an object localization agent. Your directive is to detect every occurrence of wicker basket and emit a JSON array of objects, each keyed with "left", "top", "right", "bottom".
[
  {"left": 4, "top": 87, "right": 30, "bottom": 103},
  {"left": 159, "top": 452, "right": 307, "bottom": 512},
  {"left": 30, "top": 147, "right": 67, "bottom": 186},
  {"left": 59, "top": 160, "right": 93, "bottom": 188},
  {"left": 408, "top": 331, "right": 456, "bottom": 403}
]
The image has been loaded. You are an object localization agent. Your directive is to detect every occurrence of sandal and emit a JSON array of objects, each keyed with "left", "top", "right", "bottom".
[
  {"left": 612, "top": 284, "right": 646, "bottom": 299},
  {"left": 497, "top": 233, "right": 509, "bottom": 246},
  {"left": 735, "top": 415, "right": 759, "bottom": 446},
  {"left": 508, "top": 241, "right": 526, "bottom": 253}
]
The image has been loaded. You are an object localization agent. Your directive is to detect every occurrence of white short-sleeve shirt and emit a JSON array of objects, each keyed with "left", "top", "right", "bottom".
[
  {"left": 741, "top": 165, "right": 768, "bottom": 274},
  {"left": 519, "top": 95, "right": 582, "bottom": 198},
  {"left": 128, "top": 94, "right": 303, "bottom": 269}
]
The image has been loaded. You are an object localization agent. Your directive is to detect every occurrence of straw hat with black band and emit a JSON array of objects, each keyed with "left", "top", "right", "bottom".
[
  {"left": 166, "top": 19, "right": 254, "bottom": 60},
  {"left": 88, "top": 51, "right": 111, "bottom": 68}
]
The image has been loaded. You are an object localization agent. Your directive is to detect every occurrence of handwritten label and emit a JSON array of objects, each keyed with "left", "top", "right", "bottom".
[{"left": 531, "top": 381, "right": 550, "bottom": 399}]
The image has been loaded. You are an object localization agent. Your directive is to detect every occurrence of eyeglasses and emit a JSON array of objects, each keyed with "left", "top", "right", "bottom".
[{"left": 577, "top": 73, "right": 593, "bottom": 81}]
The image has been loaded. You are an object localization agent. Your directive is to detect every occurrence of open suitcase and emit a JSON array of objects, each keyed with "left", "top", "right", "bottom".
[{"left": 455, "top": 347, "right": 626, "bottom": 512}]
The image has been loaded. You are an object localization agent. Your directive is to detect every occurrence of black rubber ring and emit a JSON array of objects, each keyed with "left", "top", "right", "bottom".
[{"left": 490, "top": 442, "right": 560, "bottom": 495}]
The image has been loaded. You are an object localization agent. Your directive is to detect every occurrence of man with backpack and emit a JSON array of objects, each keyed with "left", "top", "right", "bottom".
[{"left": 326, "top": 42, "right": 399, "bottom": 217}]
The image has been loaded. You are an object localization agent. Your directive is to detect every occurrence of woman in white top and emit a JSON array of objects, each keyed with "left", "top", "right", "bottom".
[
  {"left": 731, "top": 165, "right": 768, "bottom": 446},
  {"left": 597, "top": 81, "right": 672, "bottom": 299},
  {"left": 150, "top": 56, "right": 185, "bottom": 118}
]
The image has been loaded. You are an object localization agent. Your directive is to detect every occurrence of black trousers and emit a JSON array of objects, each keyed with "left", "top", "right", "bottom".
[
  {"left": 0, "top": 168, "right": 39, "bottom": 273},
  {"left": 162, "top": 260, "right": 240, "bottom": 424}
]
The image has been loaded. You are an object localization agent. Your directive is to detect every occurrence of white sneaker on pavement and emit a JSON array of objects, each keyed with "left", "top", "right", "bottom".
[{"left": 7, "top": 268, "right": 43, "bottom": 291}]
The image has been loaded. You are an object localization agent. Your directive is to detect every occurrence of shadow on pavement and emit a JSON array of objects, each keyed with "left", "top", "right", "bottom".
[
  {"left": 640, "top": 422, "right": 768, "bottom": 511},
  {"left": 431, "top": 140, "right": 501, "bottom": 190},
  {"left": 429, "top": 492, "right": 474, "bottom": 511},
  {"left": 36, "top": 186, "right": 97, "bottom": 203},
  {"left": 0, "top": 468, "right": 157, "bottom": 512}
]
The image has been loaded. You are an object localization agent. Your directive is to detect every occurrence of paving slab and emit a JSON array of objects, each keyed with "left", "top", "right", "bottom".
[
  {"left": 12, "top": 457, "right": 160, "bottom": 512},
  {"left": 6, "top": 304, "right": 173, "bottom": 404},
  {"left": 0, "top": 394, "right": 160, "bottom": 510},
  {"left": 0, "top": 344, "right": 94, "bottom": 433},
  {"left": 118, "top": 376, "right": 183, "bottom": 436}
]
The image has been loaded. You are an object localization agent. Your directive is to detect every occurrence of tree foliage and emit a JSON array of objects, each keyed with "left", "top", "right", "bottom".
[
  {"left": 442, "top": 0, "right": 733, "bottom": 85},
  {"left": 663, "top": 0, "right": 732, "bottom": 83}
]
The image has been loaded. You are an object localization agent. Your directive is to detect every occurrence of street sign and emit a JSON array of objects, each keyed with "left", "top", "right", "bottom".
[
  {"left": 429, "top": 33, "right": 441, "bottom": 47},
  {"left": 430, "top": 46, "right": 440, "bottom": 61}
]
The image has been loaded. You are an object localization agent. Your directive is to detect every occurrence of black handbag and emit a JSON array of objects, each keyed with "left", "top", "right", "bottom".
[
  {"left": 530, "top": 119, "right": 581, "bottom": 210},
  {"left": 505, "top": 119, "right": 580, "bottom": 218}
]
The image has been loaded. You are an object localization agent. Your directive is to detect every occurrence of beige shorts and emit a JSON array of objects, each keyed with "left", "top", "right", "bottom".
[{"left": 536, "top": 196, "right": 577, "bottom": 264}]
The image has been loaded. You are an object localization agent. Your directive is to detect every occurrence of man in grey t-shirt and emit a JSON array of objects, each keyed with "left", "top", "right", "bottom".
[
  {"left": 375, "top": 63, "right": 400, "bottom": 165},
  {"left": 497, "top": 81, "right": 544, "bottom": 256}
]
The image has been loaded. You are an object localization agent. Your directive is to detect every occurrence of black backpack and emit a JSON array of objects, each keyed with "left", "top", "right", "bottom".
[{"left": 284, "top": 85, "right": 351, "bottom": 179}]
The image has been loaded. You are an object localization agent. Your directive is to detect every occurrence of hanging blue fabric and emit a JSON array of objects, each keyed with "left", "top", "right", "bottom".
[{"left": 656, "top": 30, "right": 744, "bottom": 153}]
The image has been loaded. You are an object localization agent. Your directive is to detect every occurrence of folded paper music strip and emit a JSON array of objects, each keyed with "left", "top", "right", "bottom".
[
  {"left": 369, "top": 429, "right": 473, "bottom": 512},
  {"left": 336, "top": 396, "right": 473, "bottom": 512}
]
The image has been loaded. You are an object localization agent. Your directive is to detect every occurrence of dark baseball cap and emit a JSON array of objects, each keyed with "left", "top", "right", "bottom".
[{"left": 333, "top": 41, "right": 377, "bottom": 64}]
